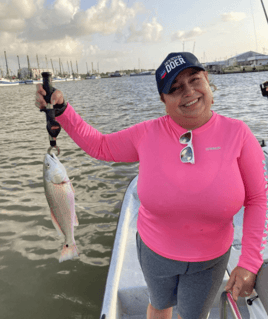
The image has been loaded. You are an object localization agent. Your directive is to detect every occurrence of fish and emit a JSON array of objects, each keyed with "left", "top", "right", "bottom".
[{"left": 43, "top": 153, "right": 79, "bottom": 262}]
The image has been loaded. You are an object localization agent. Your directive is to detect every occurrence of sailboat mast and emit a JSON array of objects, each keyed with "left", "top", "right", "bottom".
[
  {"left": 260, "top": 0, "right": 268, "bottom": 24},
  {"left": 59, "top": 58, "right": 62, "bottom": 75},
  {"left": 4, "top": 51, "right": 9, "bottom": 78},
  {"left": 27, "top": 55, "right": 31, "bottom": 78},
  {"left": 50, "top": 59, "right": 55, "bottom": 75},
  {"left": 70, "top": 61, "right": 74, "bottom": 75},
  {"left": 45, "top": 55, "right": 48, "bottom": 69},
  {"left": 17, "top": 55, "right": 21, "bottom": 78},
  {"left": 36, "top": 54, "right": 40, "bottom": 78},
  {"left": 61, "top": 62, "right": 65, "bottom": 75}
]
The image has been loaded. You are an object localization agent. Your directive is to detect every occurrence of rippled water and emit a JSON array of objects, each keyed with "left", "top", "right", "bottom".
[{"left": 1, "top": 71, "right": 268, "bottom": 319}]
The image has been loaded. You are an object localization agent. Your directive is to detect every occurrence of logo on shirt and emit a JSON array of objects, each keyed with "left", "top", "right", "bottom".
[{"left": 206, "top": 147, "right": 221, "bottom": 151}]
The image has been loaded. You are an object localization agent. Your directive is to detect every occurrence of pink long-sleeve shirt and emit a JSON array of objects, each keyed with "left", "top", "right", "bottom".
[{"left": 57, "top": 103, "right": 268, "bottom": 274}]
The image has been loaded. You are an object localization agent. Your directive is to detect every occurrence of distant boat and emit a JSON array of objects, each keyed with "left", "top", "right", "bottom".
[
  {"left": 66, "top": 75, "right": 74, "bottom": 81},
  {"left": 110, "top": 71, "right": 122, "bottom": 77},
  {"left": 130, "top": 71, "right": 154, "bottom": 76},
  {"left": 52, "top": 76, "right": 66, "bottom": 82},
  {"left": 25, "top": 79, "right": 42, "bottom": 85},
  {"left": 0, "top": 78, "right": 19, "bottom": 86},
  {"left": 85, "top": 74, "right": 101, "bottom": 79}
]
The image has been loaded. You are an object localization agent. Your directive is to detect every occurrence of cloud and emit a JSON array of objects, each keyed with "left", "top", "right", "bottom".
[
  {"left": 0, "top": 19, "right": 26, "bottom": 32},
  {"left": 127, "top": 17, "right": 163, "bottom": 43},
  {"left": 0, "top": 31, "right": 83, "bottom": 60},
  {"left": 171, "top": 27, "right": 204, "bottom": 42},
  {"left": 221, "top": 12, "right": 246, "bottom": 22},
  {"left": 82, "top": 44, "right": 129, "bottom": 59},
  {"left": 54, "top": 0, "right": 80, "bottom": 20},
  {"left": 170, "top": 11, "right": 246, "bottom": 43},
  {"left": 0, "top": 0, "right": 158, "bottom": 72},
  {"left": 0, "top": 0, "right": 39, "bottom": 20},
  {"left": 17, "top": 0, "right": 145, "bottom": 42},
  {"left": 78, "top": 0, "right": 145, "bottom": 35}
]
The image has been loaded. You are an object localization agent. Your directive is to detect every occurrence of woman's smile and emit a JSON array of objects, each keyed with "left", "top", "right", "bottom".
[{"left": 184, "top": 98, "right": 199, "bottom": 107}]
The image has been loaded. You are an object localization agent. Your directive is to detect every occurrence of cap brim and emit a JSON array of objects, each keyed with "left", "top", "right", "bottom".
[{"left": 161, "top": 66, "right": 205, "bottom": 94}]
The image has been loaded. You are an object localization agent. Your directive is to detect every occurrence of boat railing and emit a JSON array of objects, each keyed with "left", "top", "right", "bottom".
[{"left": 219, "top": 291, "right": 243, "bottom": 319}]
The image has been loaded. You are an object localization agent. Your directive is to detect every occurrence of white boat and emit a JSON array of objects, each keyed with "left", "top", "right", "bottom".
[
  {"left": 25, "top": 79, "right": 42, "bottom": 85},
  {"left": 85, "top": 74, "right": 101, "bottom": 79},
  {"left": 66, "top": 75, "right": 74, "bottom": 81},
  {"left": 100, "top": 145, "right": 268, "bottom": 319},
  {"left": 52, "top": 76, "right": 66, "bottom": 83},
  {"left": 64, "top": 75, "right": 81, "bottom": 81},
  {"left": 0, "top": 78, "right": 19, "bottom": 86}
]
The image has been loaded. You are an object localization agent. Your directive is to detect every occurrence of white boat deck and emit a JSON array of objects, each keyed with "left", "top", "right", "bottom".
[{"left": 100, "top": 147, "right": 268, "bottom": 319}]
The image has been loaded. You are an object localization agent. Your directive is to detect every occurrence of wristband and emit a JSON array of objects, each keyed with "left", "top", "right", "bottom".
[
  {"left": 50, "top": 87, "right": 67, "bottom": 117},
  {"left": 54, "top": 100, "right": 67, "bottom": 117}
]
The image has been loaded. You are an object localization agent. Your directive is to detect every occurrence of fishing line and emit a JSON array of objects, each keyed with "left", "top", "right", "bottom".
[{"left": 260, "top": 0, "right": 268, "bottom": 23}]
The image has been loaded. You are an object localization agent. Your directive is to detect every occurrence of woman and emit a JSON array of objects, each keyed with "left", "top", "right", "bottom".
[{"left": 36, "top": 52, "right": 267, "bottom": 319}]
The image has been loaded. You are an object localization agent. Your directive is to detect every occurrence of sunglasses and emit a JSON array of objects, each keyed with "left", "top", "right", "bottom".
[{"left": 179, "top": 130, "right": 195, "bottom": 164}]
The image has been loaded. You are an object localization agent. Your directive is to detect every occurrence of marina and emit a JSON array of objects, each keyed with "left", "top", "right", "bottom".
[{"left": 0, "top": 51, "right": 82, "bottom": 86}]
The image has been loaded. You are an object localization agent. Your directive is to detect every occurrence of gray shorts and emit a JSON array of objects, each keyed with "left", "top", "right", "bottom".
[{"left": 136, "top": 232, "right": 231, "bottom": 319}]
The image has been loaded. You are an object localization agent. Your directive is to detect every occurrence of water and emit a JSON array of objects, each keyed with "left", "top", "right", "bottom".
[{"left": 1, "top": 72, "right": 268, "bottom": 319}]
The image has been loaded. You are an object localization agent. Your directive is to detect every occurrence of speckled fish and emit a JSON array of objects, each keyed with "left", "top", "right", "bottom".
[{"left": 43, "top": 153, "right": 79, "bottom": 262}]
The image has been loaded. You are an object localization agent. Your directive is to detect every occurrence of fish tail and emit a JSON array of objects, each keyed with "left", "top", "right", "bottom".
[{"left": 59, "top": 243, "right": 79, "bottom": 263}]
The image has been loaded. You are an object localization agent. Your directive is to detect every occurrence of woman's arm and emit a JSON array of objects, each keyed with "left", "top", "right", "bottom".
[{"left": 57, "top": 102, "right": 150, "bottom": 163}]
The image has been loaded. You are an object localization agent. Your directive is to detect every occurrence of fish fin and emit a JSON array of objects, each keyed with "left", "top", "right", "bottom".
[
  {"left": 73, "top": 213, "right": 79, "bottom": 226},
  {"left": 59, "top": 244, "right": 79, "bottom": 263},
  {"left": 51, "top": 211, "right": 63, "bottom": 237}
]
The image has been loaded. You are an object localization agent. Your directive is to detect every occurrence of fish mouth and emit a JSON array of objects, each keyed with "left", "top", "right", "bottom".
[{"left": 45, "top": 153, "right": 58, "bottom": 164}]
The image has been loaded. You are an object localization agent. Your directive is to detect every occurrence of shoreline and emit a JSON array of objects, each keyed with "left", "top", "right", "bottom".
[{"left": 208, "top": 68, "right": 268, "bottom": 75}]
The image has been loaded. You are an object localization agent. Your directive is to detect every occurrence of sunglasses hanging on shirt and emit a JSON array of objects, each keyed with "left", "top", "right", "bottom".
[{"left": 179, "top": 130, "right": 195, "bottom": 164}]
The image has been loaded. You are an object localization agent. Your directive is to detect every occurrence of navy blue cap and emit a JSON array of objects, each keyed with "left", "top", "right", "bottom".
[{"left": 155, "top": 52, "right": 205, "bottom": 95}]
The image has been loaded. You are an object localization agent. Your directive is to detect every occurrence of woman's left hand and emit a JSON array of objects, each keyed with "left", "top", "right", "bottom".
[{"left": 225, "top": 266, "right": 256, "bottom": 302}]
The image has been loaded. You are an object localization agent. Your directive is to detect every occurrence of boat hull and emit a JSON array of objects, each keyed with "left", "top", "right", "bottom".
[{"left": 0, "top": 78, "right": 20, "bottom": 86}]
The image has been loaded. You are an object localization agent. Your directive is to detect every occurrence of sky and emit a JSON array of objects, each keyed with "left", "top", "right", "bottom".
[{"left": 0, "top": 0, "right": 268, "bottom": 74}]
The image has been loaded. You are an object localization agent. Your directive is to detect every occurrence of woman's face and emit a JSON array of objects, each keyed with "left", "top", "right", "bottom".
[{"left": 161, "top": 68, "right": 213, "bottom": 130}]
